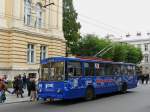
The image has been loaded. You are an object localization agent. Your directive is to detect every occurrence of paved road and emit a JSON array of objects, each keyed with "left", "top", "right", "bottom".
[{"left": 0, "top": 84, "right": 150, "bottom": 112}]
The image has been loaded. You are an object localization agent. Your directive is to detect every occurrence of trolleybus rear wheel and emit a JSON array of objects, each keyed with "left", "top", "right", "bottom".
[
  {"left": 85, "top": 87, "right": 95, "bottom": 100},
  {"left": 120, "top": 83, "right": 127, "bottom": 93}
]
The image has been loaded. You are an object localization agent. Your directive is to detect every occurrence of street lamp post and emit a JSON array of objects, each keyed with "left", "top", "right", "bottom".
[
  {"left": 43, "top": 3, "right": 55, "bottom": 8},
  {"left": 42, "top": 0, "right": 55, "bottom": 8}
]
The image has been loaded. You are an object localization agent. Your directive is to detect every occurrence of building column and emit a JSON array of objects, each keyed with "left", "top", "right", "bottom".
[
  {"left": 58, "top": 0, "right": 63, "bottom": 31},
  {"left": 50, "top": 0, "right": 58, "bottom": 29},
  {"left": 36, "top": 44, "right": 41, "bottom": 64},
  {"left": 12, "top": 0, "right": 22, "bottom": 28},
  {"left": 0, "top": 0, "right": 6, "bottom": 28}
]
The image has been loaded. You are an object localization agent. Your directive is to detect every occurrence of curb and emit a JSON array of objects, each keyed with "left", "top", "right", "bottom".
[{"left": 0, "top": 100, "right": 29, "bottom": 105}]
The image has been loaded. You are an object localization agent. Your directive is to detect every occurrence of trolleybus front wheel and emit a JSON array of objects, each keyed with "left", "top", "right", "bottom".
[{"left": 85, "top": 87, "right": 95, "bottom": 100}]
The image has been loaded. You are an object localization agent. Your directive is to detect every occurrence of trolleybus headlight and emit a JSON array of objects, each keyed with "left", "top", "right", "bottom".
[
  {"left": 57, "top": 89, "right": 63, "bottom": 93},
  {"left": 38, "top": 84, "right": 42, "bottom": 92}
]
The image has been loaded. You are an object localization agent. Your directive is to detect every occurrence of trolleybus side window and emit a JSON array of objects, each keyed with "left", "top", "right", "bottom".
[
  {"left": 120, "top": 65, "right": 125, "bottom": 75},
  {"left": 41, "top": 64, "right": 49, "bottom": 80},
  {"left": 84, "top": 62, "right": 94, "bottom": 76},
  {"left": 41, "top": 61, "right": 65, "bottom": 81},
  {"left": 133, "top": 66, "right": 136, "bottom": 75},
  {"left": 67, "top": 61, "right": 82, "bottom": 77},
  {"left": 127, "top": 65, "right": 135, "bottom": 75},
  {"left": 112, "top": 64, "right": 121, "bottom": 75},
  {"left": 51, "top": 62, "right": 64, "bottom": 80},
  {"left": 95, "top": 63, "right": 105, "bottom": 76},
  {"left": 105, "top": 64, "right": 113, "bottom": 75},
  {"left": 121, "top": 65, "right": 128, "bottom": 75}
]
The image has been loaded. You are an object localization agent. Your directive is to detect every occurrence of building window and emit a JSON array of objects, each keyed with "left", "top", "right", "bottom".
[
  {"left": 40, "top": 46, "right": 47, "bottom": 60},
  {"left": 144, "top": 54, "right": 149, "bottom": 63},
  {"left": 24, "top": 0, "right": 32, "bottom": 25},
  {"left": 144, "top": 43, "right": 148, "bottom": 51},
  {"left": 35, "top": 3, "right": 42, "bottom": 28},
  {"left": 27, "top": 44, "right": 35, "bottom": 63}
]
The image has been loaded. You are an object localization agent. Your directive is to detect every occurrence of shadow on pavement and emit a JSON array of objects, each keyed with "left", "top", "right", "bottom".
[{"left": 41, "top": 90, "right": 136, "bottom": 106}]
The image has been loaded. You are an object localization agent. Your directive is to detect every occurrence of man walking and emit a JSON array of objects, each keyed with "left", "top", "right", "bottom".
[
  {"left": 26, "top": 76, "right": 31, "bottom": 96},
  {"left": 30, "top": 79, "right": 36, "bottom": 101},
  {"left": 145, "top": 74, "right": 149, "bottom": 84},
  {"left": 23, "top": 74, "right": 27, "bottom": 89}
]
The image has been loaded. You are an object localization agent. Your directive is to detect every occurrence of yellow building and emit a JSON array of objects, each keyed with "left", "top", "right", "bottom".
[{"left": 0, "top": 0, "right": 66, "bottom": 80}]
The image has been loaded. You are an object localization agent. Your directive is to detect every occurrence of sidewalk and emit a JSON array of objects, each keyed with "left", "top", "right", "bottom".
[{"left": 4, "top": 88, "right": 29, "bottom": 104}]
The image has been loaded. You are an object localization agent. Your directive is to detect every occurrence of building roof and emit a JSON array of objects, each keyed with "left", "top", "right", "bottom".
[{"left": 111, "top": 33, "right": 150, "bottom": 42}]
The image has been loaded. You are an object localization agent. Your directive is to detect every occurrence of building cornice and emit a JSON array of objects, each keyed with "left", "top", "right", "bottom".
[
  {"left": 0, "top": 27, "right": 66, "bottom": 42},
  {"left": 120, "top": 38, "right": 150, "bottom": 43}
]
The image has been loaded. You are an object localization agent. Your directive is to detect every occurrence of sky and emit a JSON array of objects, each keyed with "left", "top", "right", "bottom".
[{"left": 74, "top": 0, "right": 150, "bottom": 37}]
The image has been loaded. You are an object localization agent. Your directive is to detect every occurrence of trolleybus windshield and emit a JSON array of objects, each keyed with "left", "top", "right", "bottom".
[{"left": 40, "top": 61, "right": 65, "bottom": 81}]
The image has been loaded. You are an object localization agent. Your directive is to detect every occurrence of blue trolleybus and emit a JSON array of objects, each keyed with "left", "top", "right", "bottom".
[{"left": 37, "top": 57, "right": 138, "bottom": 100}]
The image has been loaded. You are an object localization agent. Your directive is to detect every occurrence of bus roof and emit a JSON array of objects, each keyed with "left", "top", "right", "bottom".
[{"left": 41, "top": 56, "right": 135, "bottom": 66}]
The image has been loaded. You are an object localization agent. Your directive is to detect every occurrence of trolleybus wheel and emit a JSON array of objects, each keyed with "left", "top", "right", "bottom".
[
  {"left": 85, "top": 87, "right": 95, "bottom": 100},
  {"left": 120, "top": 83, "right": 127, "bottom": 93}
]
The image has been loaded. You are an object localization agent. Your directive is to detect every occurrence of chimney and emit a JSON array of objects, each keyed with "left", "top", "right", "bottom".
[
  {"left": 105, "top": 34, "right": 114, "bottom": 39},
  {"left": 147, "top": 32, "right": 150, "bottom": 36},
  {"left": 137, "top": 32, "right": 141, "bottom": 36},
  {"left": 126, "top": 33, "right": 130, "bottom": 37}
]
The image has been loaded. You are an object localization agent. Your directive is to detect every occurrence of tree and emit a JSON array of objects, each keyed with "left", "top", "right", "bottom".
[
  {"left": 70, "top": 34, "right": 143, "bottom": 64},
  {"left": 63, "top": 0, "right": 81, "bottom": 47},
  {"left": 71, "top": 34, "right": 113, "bottom": 59},
  {"left": 112, "top": 43, "right": 127, "bottom": 62},
  {"left": 125, "top": 44, "right": 143, "bottom": 64}
]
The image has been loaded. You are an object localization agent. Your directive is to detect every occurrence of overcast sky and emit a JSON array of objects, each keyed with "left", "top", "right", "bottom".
[{"left": 74, "top": 0, "right": 150, "bottom": 37}]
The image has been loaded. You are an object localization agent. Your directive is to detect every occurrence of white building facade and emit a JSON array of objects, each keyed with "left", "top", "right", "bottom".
[{"left": 113, "top": 33, "right": 150, "bottom": 74}]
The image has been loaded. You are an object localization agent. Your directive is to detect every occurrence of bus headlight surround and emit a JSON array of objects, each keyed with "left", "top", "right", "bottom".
[
  {"left": 57, "top": 88, "right": 63, "bottom": 93},
  {"left": 38, "top": 84, "right": 43, "bottom": 92}
]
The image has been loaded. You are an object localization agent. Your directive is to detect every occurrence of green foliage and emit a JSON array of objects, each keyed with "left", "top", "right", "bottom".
[
  {"left": 112, "top": 43, "right": 127, "bottom": 62},
  {"left": 71, "top": 34, "right": 112, "bottom": 58},
  {"left": 63, "top": 0, "right": 81, "bottom": 47},
  {"left": 125, "top": 44, "right": 143, "bottom": 64},
  {"left": 71, "top": 34, "right": 143, "bottom": 64}
]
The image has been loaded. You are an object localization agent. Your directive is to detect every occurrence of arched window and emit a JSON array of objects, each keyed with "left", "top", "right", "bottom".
[
  {"left": 36, "top": 3, "right": 42, "bottom": 28},
  {"left": 24, "top": 0, "right": 31, "bottom": 25}
]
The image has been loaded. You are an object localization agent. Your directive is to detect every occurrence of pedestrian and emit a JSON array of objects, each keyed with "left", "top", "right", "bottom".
[
  {"left": 13, "top": 76, "right": 24, "bottom": 98},
  {"left": 18, "top": 75, "right": 24, "bottom": 98},
  {"left": 12, "top": 76, "right": 18, "bottom": 95},
  {"left": 22, "top": 74, "right": 27, "bottom": 89},
  {"left": 3, "top": 75, "right": 8, "bottom": 85},
  {"left": 0, "top": 79, "right": 7, "bottom": 103},
  {"left": 145, "top": 74, "right": 149, "bottom": 84},
  {"left": 30, "top": 79, "right": 37, "bottom": 101},
  {"left": 26, "top": 76, "right": 31, "bottom": 96},
  {"left": 141, "top": 74, "right": 145, "bottom": 84}
]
